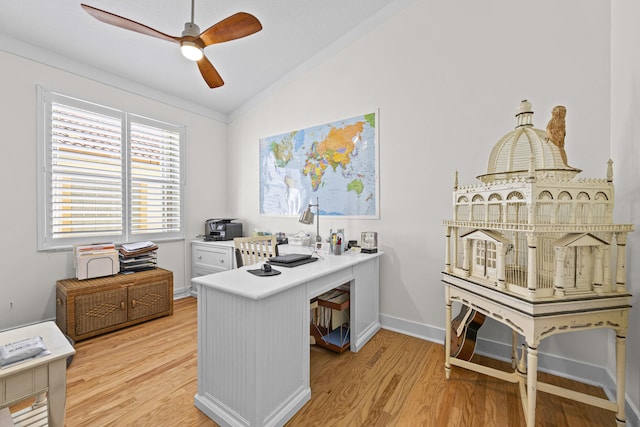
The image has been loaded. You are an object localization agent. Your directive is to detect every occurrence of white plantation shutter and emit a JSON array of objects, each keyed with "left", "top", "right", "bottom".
[
  {"left": 38, "top": 88, "right": 184, "bottom": 250},
  {"left": 129, "top": 118, "right": 181, "bottom": 236},
  {"left": 50, "top": 102, "right": 124, "bottom": 240}
]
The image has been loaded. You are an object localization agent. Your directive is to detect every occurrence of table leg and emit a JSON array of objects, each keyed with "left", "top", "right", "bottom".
[
  {"left": 32, "top": 393, "right": 47, "bottom": 408},
  {"left": 47, "top": 359, "right": 68, "bottom": 427},
  {"left": 615, "top": 334, "right": 626, "bottom": 426},
  {"left": 526, "top": 345, "right": 538, "bottom": 427},
  {"left": 511, "top": 330, "right": 518, "bottom": 369},
  {"left": 444, "top": 293, "right": 452, "bottom": 380}
]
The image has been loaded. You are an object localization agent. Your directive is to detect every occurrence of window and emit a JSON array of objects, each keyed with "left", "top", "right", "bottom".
[
  {"left": 473, "top": 240, "right": 496, "bottom": 279},
  {"left": 37, "top": 87, "right": 185, "bottom": 250}
]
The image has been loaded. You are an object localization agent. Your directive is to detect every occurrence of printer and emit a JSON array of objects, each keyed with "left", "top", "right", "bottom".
[{"left": 204, "top": 219, "right": 243, "bottom": 241}]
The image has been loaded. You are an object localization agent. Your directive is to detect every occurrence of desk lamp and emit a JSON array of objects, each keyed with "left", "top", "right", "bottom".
[{"left": 299, "top": 197, "right": 321, "bottom": 243}]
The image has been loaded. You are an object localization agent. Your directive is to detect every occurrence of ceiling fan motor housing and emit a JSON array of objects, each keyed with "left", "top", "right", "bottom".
[{"left": 182, "top": 22, "right": 201, "bottom": 38}]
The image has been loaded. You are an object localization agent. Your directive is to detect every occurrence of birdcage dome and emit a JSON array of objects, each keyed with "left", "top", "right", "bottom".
[{"left": 477, "top": 100, "right": 581, "bottom": 183}]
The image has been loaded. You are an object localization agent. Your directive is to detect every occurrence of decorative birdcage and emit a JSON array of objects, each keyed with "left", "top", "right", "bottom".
[{"left": 443, "top": 100, "right": 633, "bottom": 301}]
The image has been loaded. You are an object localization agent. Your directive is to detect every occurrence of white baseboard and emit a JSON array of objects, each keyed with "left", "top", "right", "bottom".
[
  {"left": 379, "top": 313, "right": 639, "bottom": 427},
  {"left": 173, "top": 289, "right": 194, "bottom": 300}
]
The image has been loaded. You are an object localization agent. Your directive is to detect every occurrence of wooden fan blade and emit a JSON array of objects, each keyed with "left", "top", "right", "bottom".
[
  {"left": 197, "top": 55, "right": 224, "bottom": 88},
  {"left": 198, "top": 12, "right": 262, "bottom": 47},
  {"left": 81, "top": 4, "right": 179, "bottom": 43}
]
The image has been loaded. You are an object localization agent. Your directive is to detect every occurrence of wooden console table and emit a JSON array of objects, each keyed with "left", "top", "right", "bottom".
[
  {"left": 56, "top": 268, "right": 173, "bottom": 342},
  {"left": 443, "top": 272, "right": 631, "bottom": 427},
  {"left": 0, "top": 322, "right": 75, "bottom": 427}
]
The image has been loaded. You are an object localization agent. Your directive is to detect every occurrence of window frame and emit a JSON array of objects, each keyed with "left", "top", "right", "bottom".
[{"left": 37, "top": 86, "right": 186, "bottom": 251}]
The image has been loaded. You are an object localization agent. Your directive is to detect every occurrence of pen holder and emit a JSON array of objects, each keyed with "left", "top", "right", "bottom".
[
  {"left": 333, "top": 243, "right": 342, "bottom": 255},
  {"left": 333, "top": 231, "right": 344, "bottom": 255},
  {"left": 329, "top": 229, "right": 345, "bottom": 255}
]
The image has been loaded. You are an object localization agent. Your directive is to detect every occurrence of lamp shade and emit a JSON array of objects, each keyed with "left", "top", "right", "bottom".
[
  {"left": 299, "top": 197, "right": 321, "bottom": 243},
  {"left": 299, "top": 208, "right": 314, "bottom": 225}
]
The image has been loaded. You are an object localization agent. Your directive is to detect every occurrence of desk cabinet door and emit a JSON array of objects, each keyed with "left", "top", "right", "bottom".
[
  {"left": 75, "top": 288, "right": 128, "bottom": 336},
  {"left": 128, "top": 279, "right": 171, "bottom": 321}
]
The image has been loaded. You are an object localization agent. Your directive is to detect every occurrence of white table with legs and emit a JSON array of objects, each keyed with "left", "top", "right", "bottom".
[
  {"left": 443, "top": 272, "right": 630, "bottom": 427},
  {"left": 0, "top": 321, "right": 75, "bottom": 427}
]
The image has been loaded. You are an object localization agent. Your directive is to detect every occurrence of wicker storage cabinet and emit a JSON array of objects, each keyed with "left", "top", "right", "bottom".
[{"left": 56, "top": 268, "right": 173, "bottom": 342}]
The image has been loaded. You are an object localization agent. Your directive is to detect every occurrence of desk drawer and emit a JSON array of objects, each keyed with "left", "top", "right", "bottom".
[
  {"left": 193, "top": 246, "right": 231, "bottom": 270},
  {"left": 307, "top": 267, "right": 354, "bottom": 299},
  {"left": 0, "top": 365, "right": 48, "bottom": 405},
  {"left": 193, "top": 266, "right": 225, "bottom": 277}
]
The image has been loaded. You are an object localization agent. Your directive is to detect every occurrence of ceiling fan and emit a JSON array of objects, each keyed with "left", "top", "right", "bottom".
[{"left": 80, "top": 1, "right": 262, "bottom": 88}]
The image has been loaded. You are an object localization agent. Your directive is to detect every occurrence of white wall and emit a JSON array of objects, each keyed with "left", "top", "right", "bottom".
[
  {"left": 612, "top": 0, "right": 640, "bottom": 419},
  {"left": 0, "top": 0, "right": 637, "bottom": 422},
  {"left": 0, "top": 50, "right": 227, "bottom": 330},
  {"left": 227, "top": 0, "right": 639, "bottom": 421}
]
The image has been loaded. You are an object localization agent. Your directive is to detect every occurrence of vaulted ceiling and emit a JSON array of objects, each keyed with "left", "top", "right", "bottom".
[{"left": 0, "top": 0, "right": 396, "bottom": 118}]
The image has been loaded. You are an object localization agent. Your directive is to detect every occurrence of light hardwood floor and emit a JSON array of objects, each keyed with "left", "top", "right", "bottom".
[{"left": 49, "top": 297, "right": 617, "bottom": 426}]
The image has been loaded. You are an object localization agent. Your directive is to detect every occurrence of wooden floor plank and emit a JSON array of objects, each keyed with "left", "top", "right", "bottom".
[{"left": 33, "top": 296, "right": 617, "bottom": 426}]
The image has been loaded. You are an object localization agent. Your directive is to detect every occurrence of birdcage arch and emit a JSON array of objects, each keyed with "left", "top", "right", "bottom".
[
  {"left": 576, "top": 192, "right": 591, "bottom": 224},
  {"left": 557, "top": 191, "right": 573, "bottom": 224},
  {"left": 506, "top": 191, "right": 526, "bottom": 224},
  {"left": 488, "top": 193, "right": 503, "bottom": 223},
  {"left": 537, "top": 191, "right": 554, "bottom": 224},
  {"left": 455, "top": 195, "right": 470, "bottom": 221},
  {"left": 471, "top": 194, "right": 485, "bottom": 222},
  {"left": 593, "top": 192, "right": 610, "bottom": 223}
]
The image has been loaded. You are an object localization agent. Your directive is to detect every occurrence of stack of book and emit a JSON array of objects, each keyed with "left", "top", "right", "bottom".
[{"left": 119, "top": 241, "right": 158, "bottom": 273}]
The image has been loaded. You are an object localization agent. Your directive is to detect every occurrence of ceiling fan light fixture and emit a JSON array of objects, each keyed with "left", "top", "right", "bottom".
[{"left": 181, "top": 41, "right": 203, "bottom": 61}]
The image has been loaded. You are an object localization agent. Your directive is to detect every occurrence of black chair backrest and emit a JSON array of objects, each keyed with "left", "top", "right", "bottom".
[{"left": 235, "top": 248, "right": 243, "bottom": 268}]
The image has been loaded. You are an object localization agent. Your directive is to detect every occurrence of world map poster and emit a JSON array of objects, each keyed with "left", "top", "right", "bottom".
[{"left": 259, "top": 113, "right": 378, "bottom": 218}]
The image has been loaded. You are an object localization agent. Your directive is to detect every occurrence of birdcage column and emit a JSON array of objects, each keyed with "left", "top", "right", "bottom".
[
  {"left": 615, "top": 232, "right": 628, "bottom": 292},
  {"left": 553, "top": 246, "right": 568, "bottom": 297},
  {"left": 526, "top": 233, "right": 538, "bottom": 294}
]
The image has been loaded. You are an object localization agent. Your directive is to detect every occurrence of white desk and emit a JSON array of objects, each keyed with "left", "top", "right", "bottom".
[
  {"left": 0, "top": 321, "right": 75, "bottom": 427},
  {"left": 192, "top": 251, "right": 382, "bottom": 427}
]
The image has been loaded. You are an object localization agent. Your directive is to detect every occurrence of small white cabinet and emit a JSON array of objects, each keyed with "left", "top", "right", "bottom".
[{"left": 191, "top": 240, "right": 236, "bottom": 278}]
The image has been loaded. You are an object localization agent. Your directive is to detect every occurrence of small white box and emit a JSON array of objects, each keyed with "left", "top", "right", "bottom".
[
  {"left": 289, "top": 232, "right": 310, "bottom": 246},
  {"left": 76, "top": 250, "right": 119, "bottom": 280}
]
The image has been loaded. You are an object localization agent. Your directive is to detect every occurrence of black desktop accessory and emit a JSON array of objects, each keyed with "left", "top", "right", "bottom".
[{"left": 247, "top": 263, "right": 280, "bottom": 276}]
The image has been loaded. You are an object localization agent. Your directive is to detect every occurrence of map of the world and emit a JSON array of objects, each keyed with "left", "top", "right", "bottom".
[{"left": 259, "top": 113, "right": 378, "bottom": 217}]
